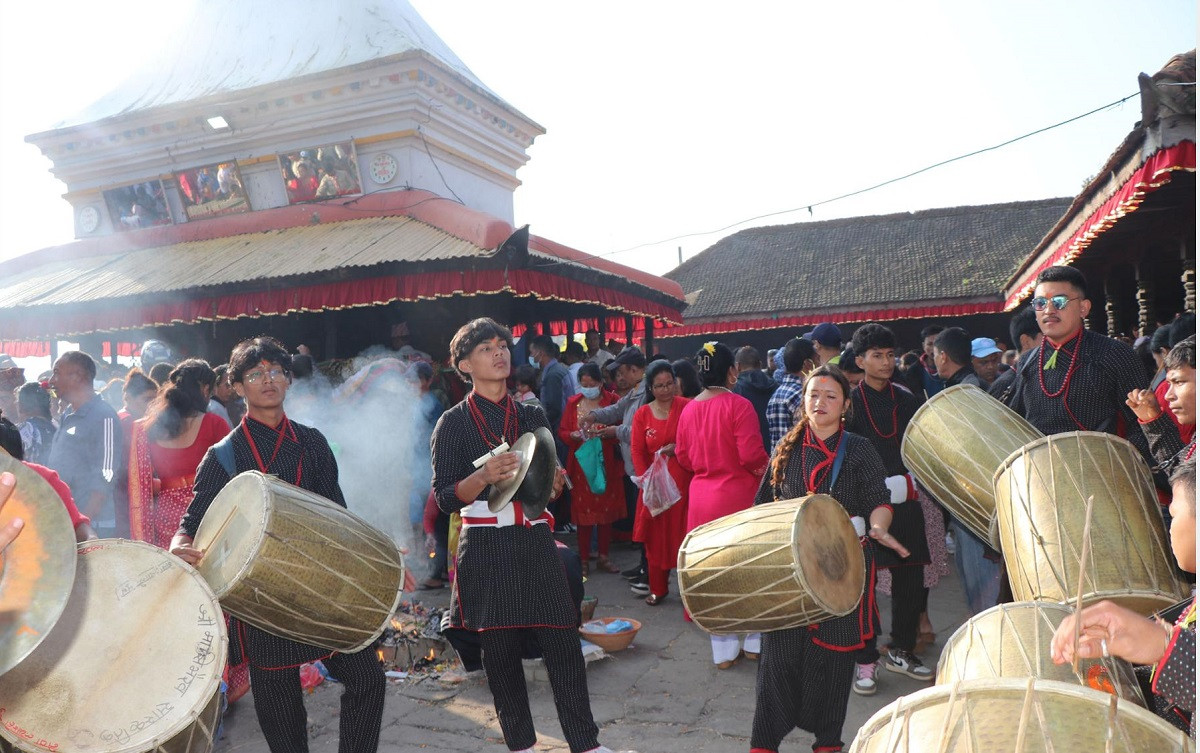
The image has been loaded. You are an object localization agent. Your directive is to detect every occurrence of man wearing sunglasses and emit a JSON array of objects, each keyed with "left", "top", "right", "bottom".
[{"left": 1004, "top": 266, "right": 1153, "bottom": 464}]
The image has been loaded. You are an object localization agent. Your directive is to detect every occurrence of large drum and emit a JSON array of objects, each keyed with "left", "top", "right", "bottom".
[
  {"left": 936, "top": 601, "right": 1146, "bottom": 707},
  {"left": 192, "top": 471, "right": 405, "bottom": 652},
  {"left": 0, "top": 540, "right": 225, "bottom": 753},
  {"left": 901, "top": 383, "right": 1043, "bottom": 546},
  {"left": 849, "top": 679, "right": 1193, "bottom": 752},
  {"left": 993, "top": 432, "right": 1188, "bottom": 615},
  {"left": 677, "top": 494, "right": 864, "bottom": 634}
]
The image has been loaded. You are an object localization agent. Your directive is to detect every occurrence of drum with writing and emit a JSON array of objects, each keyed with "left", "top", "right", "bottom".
[
  {"left": 0, "top": 539, "right": 225, "bottom": 753},
  {"left": 192, "top": 471, "right": 404, "bottom": 652}
]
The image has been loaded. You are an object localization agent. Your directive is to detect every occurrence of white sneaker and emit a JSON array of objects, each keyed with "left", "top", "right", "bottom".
[
  {"left": 884, "top": 647, "right": 934, "bottom": 681},
  {"left": 852, "top": 662, "right": 877, "bottom": 695}
]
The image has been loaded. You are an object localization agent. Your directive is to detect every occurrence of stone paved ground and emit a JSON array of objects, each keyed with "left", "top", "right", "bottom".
[{"left": 214, "top": 537, "right": 971, "bottom": 752}]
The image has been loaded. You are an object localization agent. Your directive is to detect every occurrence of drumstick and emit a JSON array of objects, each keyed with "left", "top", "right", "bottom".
[
  {"left": 1071, "top": 494, "right": 1096, "bottom": 674},
  {"left": 206, "top": 507, "right": 238, "bottom": 549}
]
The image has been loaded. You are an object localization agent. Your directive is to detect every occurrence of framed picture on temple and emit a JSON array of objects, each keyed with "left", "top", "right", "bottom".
[
  {"left": 277, "top": 140, "right": 363, "bottom": 204},
  {"left": 102, "top": 180, "right": 173, "bottom": 231},
  {"left": 174, "top": 161, "right": 250, "bottom": 221}
]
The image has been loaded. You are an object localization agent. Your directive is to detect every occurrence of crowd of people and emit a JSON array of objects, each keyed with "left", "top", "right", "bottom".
[{"left": 0, "top": 262, "right": 1194, "bottom": 752}]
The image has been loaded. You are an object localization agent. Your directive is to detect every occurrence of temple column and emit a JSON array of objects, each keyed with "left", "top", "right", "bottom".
[
  {"left": 1104, "top": 268, "right": 1121, "bottom": 336},
  {"left": 1136, "top": 260, "right": 1156, "bottom": 338},
  {"left": 1182, "top": 238, "right": 1196, "bottom": 314}
]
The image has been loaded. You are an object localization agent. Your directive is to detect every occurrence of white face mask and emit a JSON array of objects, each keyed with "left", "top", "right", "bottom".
[
  {"left": 528, "top": 356, "right": 538, "bottom": 366},
  {"left": 580, "top": 385, "right": 601, "bottom": 400}
]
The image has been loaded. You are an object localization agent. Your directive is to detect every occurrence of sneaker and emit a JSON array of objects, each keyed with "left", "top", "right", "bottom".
[
  {"left": 629, "top": 579, "right": 650, "bottom": 596},
  {"left": 621, "top": 564, "right": 645, "bottom": 581},
  {"left": 883, "top": 648, "right": 934, "bottom": 681},
  {"left": 852, "top": 662, "right": 878, "bottom": 696}
]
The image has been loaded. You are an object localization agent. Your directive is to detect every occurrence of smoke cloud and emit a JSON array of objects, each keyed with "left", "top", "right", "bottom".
[{"left": 285, "top": 345, "right": 435, "bottom": 577}]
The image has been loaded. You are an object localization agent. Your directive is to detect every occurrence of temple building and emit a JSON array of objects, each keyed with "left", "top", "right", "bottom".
[{"left": 0, "top": 1, "right": 683, "bottom": 364}]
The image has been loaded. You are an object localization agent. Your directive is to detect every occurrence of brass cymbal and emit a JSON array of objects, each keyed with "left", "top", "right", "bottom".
[
  {"left": 0, "top": 451, "right": 78, "bottom": 677},
  {"left": 487, "top": 427, "right": 558, "bottom": 518}
]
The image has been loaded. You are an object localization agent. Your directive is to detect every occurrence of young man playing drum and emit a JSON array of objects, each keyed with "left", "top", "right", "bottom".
[
  {"left": 431, "top": 318, "right": 635, "bottom": 753},
  {"left": 170, "top": 336, "right": 386, "bottom": 753}
]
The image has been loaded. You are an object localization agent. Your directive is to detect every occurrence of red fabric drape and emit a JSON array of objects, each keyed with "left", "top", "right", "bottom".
[
  {"left": 0, "top": 341, "right": 49, "bottom": 357},
  {"left": 1, "top": 269, "right": 682, "bottom": 341},
  {"left": 653, "top": 300, "right": 1005, "bottom": 339},
  {"left": 1005, "top": 140, "right": 1196, "bottom": 309}
]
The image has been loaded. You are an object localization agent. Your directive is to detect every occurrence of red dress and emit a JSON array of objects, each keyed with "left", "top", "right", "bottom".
[
  {"left": 675, "top": 391, "right": 769, "bottom": 531},
  {"left": 129, "top": 412, "right": 230, "bottom": 549},
  {"left": 560, "top": 392, "right": 626, "bottom": 526},
  {"left": 631, "top": 397, "right": 692, "bottom": 571}
]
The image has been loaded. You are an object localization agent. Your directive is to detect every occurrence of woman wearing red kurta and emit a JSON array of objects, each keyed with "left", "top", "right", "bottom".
[
  {"left": 560, "top": 362, "right": 627, "bottom": 576},
  {"left": 631, "top": 360, "right": 692, "bottom": 605},
  {"left": 128, "top": 360, "right": 249, "bottom": 704},
  {"left": 675, "top": 342, "right": 770, "bottom": 668}
]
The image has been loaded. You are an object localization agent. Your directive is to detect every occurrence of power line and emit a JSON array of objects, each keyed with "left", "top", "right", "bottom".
[{"left": 538, "top": 91, "right": 1139, "bottom": 268}]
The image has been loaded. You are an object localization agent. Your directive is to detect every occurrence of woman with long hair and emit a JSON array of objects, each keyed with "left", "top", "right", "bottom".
[
  {"left": 675, "top": 342, "right": 770, "bottom": 668},
  {"left": 630, "top": 360, "right": 692, "bottom": 605},
  {"left": 749, "top": 364, "right": 908, "bottom": 753},
  {"left": 128, "top": 359, "right": 230, "bottom": 549},
  {"left": 560, "top": 362, "right": 627, "bottom": 575},
  {"left": 671, "top": 358, "right": 703, "bottom": 398}
]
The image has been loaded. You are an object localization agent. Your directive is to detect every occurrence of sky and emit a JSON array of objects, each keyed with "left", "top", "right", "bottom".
[{"left": 0, "top": 1, "right": 1195, "bottom": 279}]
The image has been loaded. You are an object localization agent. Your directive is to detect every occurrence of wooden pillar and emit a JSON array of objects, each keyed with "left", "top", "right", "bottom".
[
  {"left": 643, "top": 317, "right": 655, "bottom": 356},
  {"left": 1136, "top": 260, "right": 1156, "bottom": 338},
  {"left": 109, "top": 339, "right": 118, "bottom": 365},
  {"left": 49, "top": 340, "right": 59, "bottom": 361},
  {"left": 624, "top": 314, "right": 634, "bottom": 349},
  {"left": 1183, "top": 239, "right": 1196, "bottom": 314},
  {"left": 1103, "top": 270, "right": 1118, "bottom": 336}
]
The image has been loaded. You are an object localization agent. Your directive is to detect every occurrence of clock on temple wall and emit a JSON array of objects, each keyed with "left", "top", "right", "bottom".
[
  {"left": 78, "top": 205, "right": 101, "bottom": 234},
  {"left": 369, "top": 152, "right": 398, "bottom": 185}
]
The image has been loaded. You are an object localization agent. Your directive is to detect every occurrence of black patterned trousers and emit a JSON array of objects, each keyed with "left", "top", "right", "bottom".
[
  {"left": 249, "top": 648, "right": 386, "bottom": 753},
  {"left": 751, "top": 628, "right": 854, "bottom": 752},
  {"left": 479, "top": 626, "right": 600, "bottom": 753}
]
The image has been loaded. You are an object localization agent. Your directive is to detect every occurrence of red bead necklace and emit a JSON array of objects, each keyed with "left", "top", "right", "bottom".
[
  {"left": 243, "top": 414, "right": 303, "bottom": 485},
  {"left": 856, "top": 382, "right": 899, "bottom": 441},
  {"left": 1038, "top": 332, "right": 1087, "bottom": 430},
  {"left": 467, "top": 392, "right": 518, "bottom": 449}
]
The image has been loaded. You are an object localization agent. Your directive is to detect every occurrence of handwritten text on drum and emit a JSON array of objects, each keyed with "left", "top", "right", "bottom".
[
  {"left": 99, "top": 703, "right": 174, "bottom": 745},
  {"left": 0, "top": 708, "right": 58, "bottom": 751},
  {"left": 115, "top": 561, "right": 172, "bottom": 599},
  {"left": 176, "top": 630, "right": 217, "bottom": 697}
]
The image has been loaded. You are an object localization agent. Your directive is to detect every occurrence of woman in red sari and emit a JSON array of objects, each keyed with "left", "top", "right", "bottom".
[
  {"left": 560, "top": 362, "right": 627, "bottom": 576},
  {"left": 631, "top": 360, "right": 692, "bottom": 605},
  {"left": 129, "top": 359, "right": 230, "bottom": 549}
]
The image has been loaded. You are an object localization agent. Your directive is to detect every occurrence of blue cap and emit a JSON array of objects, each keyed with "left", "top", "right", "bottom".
[
  {"left": 970, "top": 337, "right": 1002, "bottom": 359},
  {"left": 803, "top": 322, "right": 842, "bottom": 347}
]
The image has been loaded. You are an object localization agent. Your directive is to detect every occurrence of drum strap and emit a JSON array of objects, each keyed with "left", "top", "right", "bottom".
[
  {"left": 212, "top": 434, "right": 237, "bottom": 477},
  {"left": 828, "top": 431, "right": 848, "bottom": 490}
]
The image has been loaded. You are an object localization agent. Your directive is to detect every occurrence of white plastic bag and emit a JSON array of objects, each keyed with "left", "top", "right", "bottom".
[{"left": 633, "top": 450, "right": 682, "bottom": 517}]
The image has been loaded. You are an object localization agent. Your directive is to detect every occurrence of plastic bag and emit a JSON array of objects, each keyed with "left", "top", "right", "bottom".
[
  {"left": 633, "top": 450, "right": 681, "bottom": 517},
  {"left": 574, "top": 436, "right": 607, "bottom": 494}
]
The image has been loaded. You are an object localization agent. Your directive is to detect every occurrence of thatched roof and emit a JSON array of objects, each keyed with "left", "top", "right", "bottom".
[{"left": 667, "top": 198, "right": 1073, "bottom": 323}]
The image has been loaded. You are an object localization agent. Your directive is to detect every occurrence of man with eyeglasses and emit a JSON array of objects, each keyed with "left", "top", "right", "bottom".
[
  {"left": 170, "top": 336, "right": 385, "bottom": 753},
  {"left": 1004, "top": 265, "right": 1153, "bottom": 462}
]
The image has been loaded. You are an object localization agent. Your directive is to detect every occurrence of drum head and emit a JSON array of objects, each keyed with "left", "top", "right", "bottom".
[
  {"left": 0, "top": 540, "right": 227, "bottom": 753},
  {"left": 850, "top": 679, "right": 1192, "bottom": 752},
  {"left": 193, "top": 471, "right": 271, "bottom": 599},
  {"left": 0, "top": 453, "right": 77, "bottom": 676},
  {"left": 792, "top": 494, "right": 864, "bottom": 616}
]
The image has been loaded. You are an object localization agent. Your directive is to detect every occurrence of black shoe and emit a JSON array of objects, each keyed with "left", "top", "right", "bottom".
[
  {"left": 629, "top": 579, "right": 650, "bottom": 596},
  {"left": 622, "top": 565, "right": 645, "bottom": 581}
]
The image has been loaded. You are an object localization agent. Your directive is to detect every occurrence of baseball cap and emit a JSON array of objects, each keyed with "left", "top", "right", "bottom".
[
  {"left": 970, "top": 337, "right": 1002, "bottom": 359},
  {"left": 604, "top": 346, "right": 647, "bottom": 373},
  {"left": 802, "top": 322, "right": 843, "bottom": 348}
]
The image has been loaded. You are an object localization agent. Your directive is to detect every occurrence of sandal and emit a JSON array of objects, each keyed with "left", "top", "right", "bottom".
[
  {"left": 595, "top": 556, "right": 621, "bottom": 574},
  {"left": 645, "top": 593, "right": 665, "bottom": 606},
  {"left": 741, "top": 650, "right": 759, "bottom": 661},
  {"left": 716, "top": 655, "right": 741, "bottom": 670}
]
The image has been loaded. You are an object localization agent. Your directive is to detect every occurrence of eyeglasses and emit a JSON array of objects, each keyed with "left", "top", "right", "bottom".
[
  {"left": 651, "top": 382, "right": 675, "bottom": 391},
  {"left": 244, "top": 367, "right": 287, "bottom": 384},
  {"left": 1031, "top": 295, "right": 1078, "bottom": 312}
]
